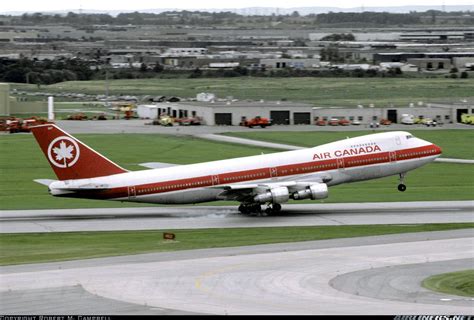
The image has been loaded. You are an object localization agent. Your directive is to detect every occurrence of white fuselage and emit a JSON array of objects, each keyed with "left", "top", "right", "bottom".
[{"left": 49, "top": 131, "right": 441, "bottom": 204}]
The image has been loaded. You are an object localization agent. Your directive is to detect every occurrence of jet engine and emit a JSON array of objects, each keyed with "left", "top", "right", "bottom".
[
  {"left": 254, "top": 186, "right": 289, "bottom": 204},
  {"left": 292, "top": 183, "right": 328, "bottom": 200}
]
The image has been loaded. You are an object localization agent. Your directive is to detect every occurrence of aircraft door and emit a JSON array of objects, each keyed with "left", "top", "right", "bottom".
[
  {"left": 395, "top": 136, "right": 401, "bottom": 145},
  {"left": 337, "top": 158, "right": 345, "bottom": 169},
  {"left": 389, "top": 151, "right": 397, "bottom": 163},
  {"left": 212, "top": 175, "right": 220, "bottom": 186},
  {"left": 128, "top": 185, "right": 137, "bottom": 199},
  {"left": 269, "top": 167, "right": 278, "bottom": 178}
]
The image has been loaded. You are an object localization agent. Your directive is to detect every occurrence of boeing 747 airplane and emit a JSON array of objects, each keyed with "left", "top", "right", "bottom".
[{"left": 31, "top": 124, "right": 441, "bottom": 214}]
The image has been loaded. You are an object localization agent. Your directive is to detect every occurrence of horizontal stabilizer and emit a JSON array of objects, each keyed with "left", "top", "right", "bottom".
[
  {"left": 59, "top": 183, "right": 110, "bottom": 191},
  {"left": 34, "top": 179, "right": 57, "bottom": 186},
  {"left": 139, "top": 162, "right": 180, "bottom": 169}
]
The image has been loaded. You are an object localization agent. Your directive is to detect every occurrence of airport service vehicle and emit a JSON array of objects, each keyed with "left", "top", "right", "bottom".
[
  {"left": 380, "top": 119, "right": 392, "bottom": 126},
  {"left": 176, "top": 116, "right": 202, "bottom": 126},
  {"left": 461, "top": 113, "right": 474, "bottom": 125},
  {"left": 338, "top": 119, "right": 350, "bottom": 126},
  {"left": 315, "top": 119, "right": 327, "bottom": 126},
  {"left": 240, "top": 116, "right": 271, "bottom": 128},
  {"left": 31, "top": 124, "right": 442, "bottom": 214},
  {"left": 423, "top": 118, "right": 437, "bottom": 127},
  {"left": 401, "top": 114, "right": 415, "bottom": 125}
]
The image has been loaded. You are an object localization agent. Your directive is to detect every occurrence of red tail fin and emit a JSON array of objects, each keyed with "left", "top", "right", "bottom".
[{"left": 31, "top": 124, "right": 127, "bottom": 180}]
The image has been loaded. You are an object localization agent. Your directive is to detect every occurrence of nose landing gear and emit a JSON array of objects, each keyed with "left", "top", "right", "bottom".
[{"left": 398, "top": 173, "right": 407, "bottom": 192}]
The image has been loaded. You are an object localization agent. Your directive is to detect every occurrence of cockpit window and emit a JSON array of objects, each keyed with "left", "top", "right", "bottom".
[{"left": 406, "top": 135, "right": 414, "bottom": 139}]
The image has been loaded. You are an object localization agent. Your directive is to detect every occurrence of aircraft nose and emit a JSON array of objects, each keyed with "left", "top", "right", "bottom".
[{"left": 434, "top": 144, "right": 442, "bottom": 155}]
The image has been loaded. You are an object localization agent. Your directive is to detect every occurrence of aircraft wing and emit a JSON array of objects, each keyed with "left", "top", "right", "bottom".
[{"left": 139, "top": 162, "right": 180, "bottom": 169}]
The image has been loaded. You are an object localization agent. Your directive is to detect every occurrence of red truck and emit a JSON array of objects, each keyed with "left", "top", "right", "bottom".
[{"left": 240, "top": 116, "right": 271, "bottom": 128}]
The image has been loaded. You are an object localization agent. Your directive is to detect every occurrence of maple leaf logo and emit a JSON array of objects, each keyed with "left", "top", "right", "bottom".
[
  {"left": 53, "top": 141, "right": 75, "bottom": 166},
  {"left": 47, "top": 136, "right": 80, "bottom": 168}
]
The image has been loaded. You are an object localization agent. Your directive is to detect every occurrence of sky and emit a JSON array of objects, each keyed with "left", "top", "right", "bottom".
[{"left": 1, "top": 0, "right": 472, "bottom": 13}]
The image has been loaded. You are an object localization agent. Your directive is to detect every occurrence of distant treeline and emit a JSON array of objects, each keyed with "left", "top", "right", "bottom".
[
  {"left": 1, "top": 10, "right": 472, "bottom": 26},
  {"left": 0, "top": 58, "right": 95, "bottom": 84},
  {"left": 0, "top": 57, "right": 407, "bottom": 85}
]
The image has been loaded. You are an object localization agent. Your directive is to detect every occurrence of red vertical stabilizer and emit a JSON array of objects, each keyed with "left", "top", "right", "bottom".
[{"left": 30, "top": 124, "right": 127, "bottom": 180}]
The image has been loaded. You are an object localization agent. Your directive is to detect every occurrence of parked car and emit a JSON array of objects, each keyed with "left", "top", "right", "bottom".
[
  {"left": 328, "top": 118, "right": 340, "bottom": 126},
  {"left": 315, "top": 119, "right": 327, "bottom": 126}
]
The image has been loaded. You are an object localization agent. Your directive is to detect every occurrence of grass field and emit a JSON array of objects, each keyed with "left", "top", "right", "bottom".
[
  {"left": 1, "top": 223, "right": 472, "bottom": 265},
  {"left": 223, "top": 130, "right": 474, "bottom": 159},
  {"left": 11, "top": 77, "right": 474, "bottom": 106},
  {"left": 422, "top": 270, "right": 474, "bottom": 297},
  {"left": 0, "top": 131, "right": 473, "bottom": 210}
]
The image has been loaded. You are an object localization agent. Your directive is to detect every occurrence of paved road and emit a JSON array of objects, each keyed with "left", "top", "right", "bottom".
[
  {"left": 1, "top": 201, "right": 472, "bottom": 233},
  {"left": 1, "top": 229, "right": 472, "bottom": 314}
]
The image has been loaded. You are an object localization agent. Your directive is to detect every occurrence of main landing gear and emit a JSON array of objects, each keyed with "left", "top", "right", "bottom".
[
  {"left": 398, "top": 173, "right": 407, "bottom": 192},
  {"left": 238, "top": 203, "right": 282, "bottom": 215}
]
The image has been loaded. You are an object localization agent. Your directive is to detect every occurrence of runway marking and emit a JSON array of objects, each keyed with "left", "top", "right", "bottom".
[
  {"left": 192, "top": 257, "right": 345, "bottom": 313},
  {"left": 195, "top": 264, "right": 242, "bottom": 291}
]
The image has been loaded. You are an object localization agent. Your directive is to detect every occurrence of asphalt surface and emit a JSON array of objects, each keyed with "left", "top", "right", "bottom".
[
  {"left": 1, "top": 229, "right": 472, "bottom": 315},
  {"left": 1, "top": 201, "right": 473, "bottom": 233}
]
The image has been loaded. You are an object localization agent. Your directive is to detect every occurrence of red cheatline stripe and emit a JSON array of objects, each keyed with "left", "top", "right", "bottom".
[{"left": 64, "top": 144, "right": 440, "bottom": 200}]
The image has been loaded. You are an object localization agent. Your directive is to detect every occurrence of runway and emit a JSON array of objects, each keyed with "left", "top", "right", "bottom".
[
  {"left": 1, "top": 229, "right": 472, "bottom": 314},
  {"left": 1, "top": 201, "right": 472, "bottom": 233}
]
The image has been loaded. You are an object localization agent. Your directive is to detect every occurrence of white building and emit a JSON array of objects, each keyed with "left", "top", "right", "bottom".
[
  {"left": 137, "top": 105, "right": 162, "bottom": 119},
  {"left": 260, "top": 58, "right": 321, "bottom": 69},
  {"left": 196, "top": 93, "right": 216, "bottom": 102}
]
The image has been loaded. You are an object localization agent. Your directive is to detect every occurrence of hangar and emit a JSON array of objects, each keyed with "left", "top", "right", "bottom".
[
  {"left": 138, "top": 99, "right": 473, "bottom": 126},
  {"left": 312, "top": 103, "right": 474, "bottom": 125},
  {"left": 137, "top": 100, "right": 315, "bottom": 126}
]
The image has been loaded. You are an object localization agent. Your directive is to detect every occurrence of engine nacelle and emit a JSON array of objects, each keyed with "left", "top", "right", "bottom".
[
  {"left": 292, "top": 184, "right": 328, "bottom": 200},
  {"left": 254, "top": 186, "right": 289, "bottom": 204}
]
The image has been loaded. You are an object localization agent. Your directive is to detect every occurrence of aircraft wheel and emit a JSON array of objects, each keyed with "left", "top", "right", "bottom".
[
  {"left": 238, "top": 204, "right": 249, "bottom": 214},
  {"left": 252, "top": 204, "right": 262, "bottom": 214},
  {"left": 398, "top": 184, "right": 407, "bottom": 192}
]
